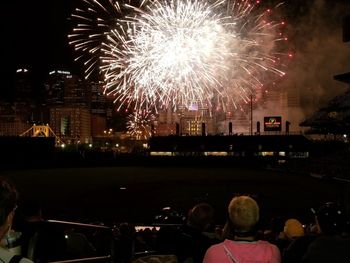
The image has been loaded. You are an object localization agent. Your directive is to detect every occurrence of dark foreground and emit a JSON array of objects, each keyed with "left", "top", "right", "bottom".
[{"left": 0, "top": 165, "right": 348, "bottom": 227}]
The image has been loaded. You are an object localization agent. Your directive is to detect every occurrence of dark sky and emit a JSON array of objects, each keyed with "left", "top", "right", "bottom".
[
  {"left": 1, "top": 0, "right": 350, "bottom": 106},
  {"left": 2, "top": 0, "right": 78, "bottom": 97}
]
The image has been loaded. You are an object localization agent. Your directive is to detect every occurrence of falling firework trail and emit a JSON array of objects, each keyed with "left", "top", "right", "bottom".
[{"left": 69, "top": 0, "right": 290, "bottom": 112}]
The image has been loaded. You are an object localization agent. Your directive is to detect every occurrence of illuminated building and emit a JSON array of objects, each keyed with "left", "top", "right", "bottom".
[
  {"left": 155, "top": 108, "right": 178, "bottom": 136},
  {"left": 15, "top": 68, "right": 32, "bottom": 102},
  {"left": 44, "top": 70, "right": 87, "bottom": 106},
  {"left": 50, "top": 107, "right": 91, "bottom": 144},
  {"left": 156, "top": 105, "right": 214, "bottom": 136},
  {"left": 43, "top": 71, "right": 91, "bottom": 143},
  {"left": 0, "top": 106, "right": 31, "bottom": 136},
  {"left": 149, "top": 135, "right": 310, "bottom": 158},
  {"left": 88, "top": 81, "right": 115, "bottom": 137},
  {"left": 0, "top": 69, "right": 37, "bottom": 136}
]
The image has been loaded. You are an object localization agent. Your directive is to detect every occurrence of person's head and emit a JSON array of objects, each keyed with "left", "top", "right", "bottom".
[
  {"left": 314, "top": 202, "right": 346, "bottom": 235},
  {"left": 0, "top": 178, "right": 18, "bottom": 238},
  {"left": 228, "top": 195, "right": 259, "bottom": 235},
  {"left": 283, "top": 218, "right": 304, "bottom": 239},
  {"left": 187, "top": 203, "right": 214, "bottom": 231}
]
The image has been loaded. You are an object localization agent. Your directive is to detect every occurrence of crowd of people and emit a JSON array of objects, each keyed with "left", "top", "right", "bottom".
[
  {"left": 118, "top": 198, "right": 350, "bottom": 263},
  {"left": 0, "top": 177, "right": 349, "bottom": 263}
]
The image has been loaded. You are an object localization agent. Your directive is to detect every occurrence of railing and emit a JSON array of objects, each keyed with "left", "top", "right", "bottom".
[
  {"left": 24, "top": 219, "right": 113, "bottom": 263},
  {"left": 49, "top": 256, "right": 111, "bottom": 263}
]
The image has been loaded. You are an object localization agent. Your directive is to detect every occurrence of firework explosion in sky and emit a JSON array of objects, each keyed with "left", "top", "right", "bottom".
[
  {"left": 69, "top": 0, "right": 289, "bottom": 113},
  {"left": 126, "top": 110, "right": 155, "bottom": 139}
]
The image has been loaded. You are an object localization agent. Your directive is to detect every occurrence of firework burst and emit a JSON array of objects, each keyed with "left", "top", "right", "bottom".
[
  {"left": 70, "top": 0, "right": 289, "bottom": 112},
  {"left": 69, "top": 0, "right": 148, "bottom": 78},
  {"left": 126, "top": 110, "right": 155, "bottom": 140}
]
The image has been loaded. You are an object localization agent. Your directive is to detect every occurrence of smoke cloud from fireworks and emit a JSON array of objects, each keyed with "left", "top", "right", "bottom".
[{"left": 278, "top": 0, "right": 350, "bottom": 127}]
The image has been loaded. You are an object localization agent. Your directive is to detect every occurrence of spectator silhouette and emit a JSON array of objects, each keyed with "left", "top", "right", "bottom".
[
  {"left": 300, "top": 202, "right": 350, "bottom": 263},
  {"left": 112, "top": 223, "right": 136, "bottom": 263},
  {"left": 65, "top": 227, "right": 96, "bottom": 258},
  {"left": 175, "top": 203, "right": 219, "bottom": 263},
  {"left": 15, "top": 201, "right": 44, "bottom": 259},
  {"left": 156, "top": 225, "right": 178, "bottom": 255},
  {"left": 283, "top": 224, "right": 318, "bottom": 263},
  {"left": 203, "top": 195, "right": 281, "bottom": 263},
  {"left": 0, "top": 177, "right": 33, "bottom": 263},
  {"left": 15, "top": 201, "right": 69, "bottom": 262},
  {"left": 274, "top": 218, "right": 305, "bottom": 256},
  {"left": 262, "top": 216, "right": 284, "bottom": 246}
]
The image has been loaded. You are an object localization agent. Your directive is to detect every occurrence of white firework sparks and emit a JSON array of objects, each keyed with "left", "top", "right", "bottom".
[
  {"left": 70, "top": 0, "right": 289, "bottom": 112},
  {"left": 68, "top": 0, "right": 147, "bottom": 79},
  {"left": 126, "top": 110, "right": 155, "bottom": 140}
]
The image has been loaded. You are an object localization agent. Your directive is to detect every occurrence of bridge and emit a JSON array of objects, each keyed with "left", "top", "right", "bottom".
[{"left": 20, "top": 124, "right": 63, "bottom": 145}]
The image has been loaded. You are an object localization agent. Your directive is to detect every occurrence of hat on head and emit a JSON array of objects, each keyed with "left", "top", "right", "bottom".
[{"left": 284, "top": 219, "right": 304, "bottom": 239}]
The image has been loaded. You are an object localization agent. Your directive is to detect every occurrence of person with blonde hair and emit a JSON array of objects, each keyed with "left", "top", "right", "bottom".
[{"left": 203, "top": 195, "right": 280, "bottom": 263}]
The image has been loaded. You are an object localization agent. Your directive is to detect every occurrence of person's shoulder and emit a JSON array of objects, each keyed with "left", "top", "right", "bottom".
[
  {"left": 257, "top": 240, "right": 280, "bottom": 251},
  {"left": 203, "top": 241, "right": 227, "bottom": 262},
  {"left": 0, "top": 248, "right": 33, "bottom": 263},
  {"left": 257, "top": 240, "right": 277, "bottom": 246},
  {"left": 206, "top": 240, "right": 226, "bottom": 251},
  {"left": 0, "top": 247, "right": 14, "bottom": 263}
]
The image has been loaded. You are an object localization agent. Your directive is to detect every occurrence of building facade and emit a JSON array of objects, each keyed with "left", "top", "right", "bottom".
[{"left": 50, "top": 107, "right": 91, "bottom": 144}]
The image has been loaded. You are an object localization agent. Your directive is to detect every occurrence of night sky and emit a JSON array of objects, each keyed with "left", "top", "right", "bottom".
[
  {"left": 1, "top": 0, "right": 350, "bottom": 114},
  {"left": 2, "top": 0, "right": 79, "bottom": 97}
]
